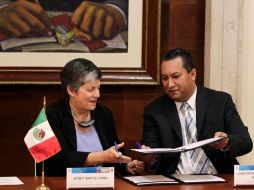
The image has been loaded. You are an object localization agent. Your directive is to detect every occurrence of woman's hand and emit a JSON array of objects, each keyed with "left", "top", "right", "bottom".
[
  {"left": 85, "top": 142, "right": 131, "bottom": 166},
  {"left": 104, "top": 142, "right": 132, "bottom": 163}
]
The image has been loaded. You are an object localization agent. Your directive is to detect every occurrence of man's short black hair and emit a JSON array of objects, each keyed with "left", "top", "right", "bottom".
[{"left": 162, "top": 48, "right": 195, "bottom": 72}]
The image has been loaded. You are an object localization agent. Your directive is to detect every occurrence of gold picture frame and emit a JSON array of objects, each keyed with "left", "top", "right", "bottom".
[{"left": 0, "top": 0, "right": 161, "bottom": 85}]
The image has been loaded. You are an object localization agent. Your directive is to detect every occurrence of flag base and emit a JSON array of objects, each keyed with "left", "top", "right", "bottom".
[{"left": 36, "top": 184, "right": 50, "bottom": 190}]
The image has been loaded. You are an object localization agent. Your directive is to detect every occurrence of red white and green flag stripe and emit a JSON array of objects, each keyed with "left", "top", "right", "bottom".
[{"left": 24, "top": 108, "right": 61, "bottom": 163}]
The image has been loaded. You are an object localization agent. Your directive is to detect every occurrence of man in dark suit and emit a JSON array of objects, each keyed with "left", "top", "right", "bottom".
[{"left": 142, "top": 48, "right": 253, "bottom": 175}]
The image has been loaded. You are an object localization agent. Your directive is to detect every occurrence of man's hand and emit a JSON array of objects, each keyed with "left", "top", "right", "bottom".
[
  {"left": 71, "top": 1, "right": 125, "bottom": 41},
  {"left": 211, "top": 131, "right": 229, "bottom": 150},
  {"left": 127, "top": 160, "right": 145, "bottom": 175},
  {"left": 0, "top": 0, "right": 53, "bottom": 37}
]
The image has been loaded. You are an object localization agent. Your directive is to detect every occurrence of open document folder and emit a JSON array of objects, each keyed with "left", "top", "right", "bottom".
[
  {"left": 171, "top": 174, "right": 225, "bottom": 183},
  {"left": 131, "top": 137, "right": 226, "bottom": 154},
  {"left": 123, "top": 175, "right": 178, "bottom": 185}
]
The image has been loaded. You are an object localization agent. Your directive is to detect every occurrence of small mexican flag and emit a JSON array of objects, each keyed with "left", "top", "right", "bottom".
[{"left": 24, "top": 108, "right": 61, "bottom": 163}]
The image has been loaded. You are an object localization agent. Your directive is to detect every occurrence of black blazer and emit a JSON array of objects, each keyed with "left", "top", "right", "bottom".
[
  {"left": 143, "top": 86, "right": 253, "bottom": 175},
  {"left": 40, "top": 98, "right": 126, "bottom": 176}
]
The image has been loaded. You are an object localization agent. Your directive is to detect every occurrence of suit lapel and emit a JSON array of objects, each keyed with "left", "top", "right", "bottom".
[
  {"left": 65, "top": 117, "right": 77, "bottom": 148},
  {"left": 162, "top": 96, "right": 182, "bottom": 141},
  {"left": 63, "top": 99, "right": 77, "bottom": 149},
  {"left": 196, "top": 87, "right": 209, "bottom": 138}
]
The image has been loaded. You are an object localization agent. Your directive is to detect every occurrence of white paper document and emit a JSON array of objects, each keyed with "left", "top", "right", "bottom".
[
  {"left": 103, "top": 34, "right": 127, "bottom": 49},
  {"left": 131, "top": 137, "right": 226, "bottom": 154},
  {"left": 171, "top": 174, "right": 225, "bottom": 183},
  {"left": 0, "top": 177, "right": 23, "bottom": 185},
  {"left": 123, "top": 175, "right": 178, "bottom": 185}
]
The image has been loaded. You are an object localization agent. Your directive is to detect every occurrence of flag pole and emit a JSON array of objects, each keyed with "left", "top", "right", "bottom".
[
  {"left": 34, "top": 161, "right": 37, "bottom": 177},
  {"left": 36, "top": 96, "right": 50, "bottom": 190}
]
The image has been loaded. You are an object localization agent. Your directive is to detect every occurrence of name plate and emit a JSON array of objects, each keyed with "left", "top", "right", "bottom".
[
  {"left": 234, "top": 165, "right": 254, "bottom": 186},
  {"left": 66, "top": 167, "right": 114, "bottom": 189}
]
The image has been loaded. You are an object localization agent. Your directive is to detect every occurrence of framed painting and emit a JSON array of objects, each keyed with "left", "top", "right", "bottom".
[{"left": 0, "top": 0, "right": 161, "bottom": 85}]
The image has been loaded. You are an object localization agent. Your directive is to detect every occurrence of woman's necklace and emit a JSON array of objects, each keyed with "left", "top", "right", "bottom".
[{"left": 71, "top": 110, "right": 95, "bottom": 128}]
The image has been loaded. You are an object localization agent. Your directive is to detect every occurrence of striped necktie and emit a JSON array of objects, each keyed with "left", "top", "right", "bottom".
[{"left": 180, "top": 102, "right": 214, "bottom": 174}]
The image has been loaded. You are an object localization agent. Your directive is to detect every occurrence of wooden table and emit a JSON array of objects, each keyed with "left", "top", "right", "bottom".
[{"left": 0, "top": 175, "right": 253, "bottom": 190}]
